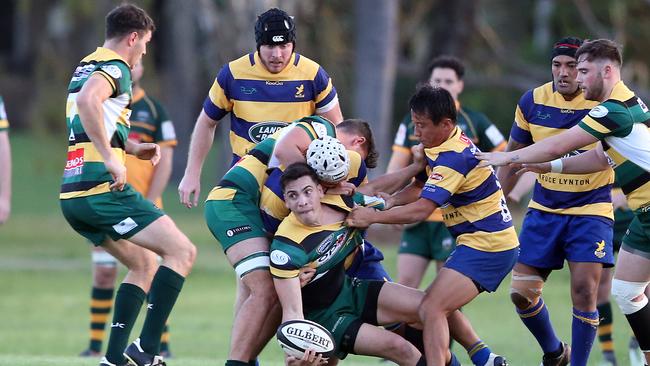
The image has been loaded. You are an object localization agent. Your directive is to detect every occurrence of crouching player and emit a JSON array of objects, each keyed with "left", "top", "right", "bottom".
[
  {"left": 271, "top": 163, "right": 497, "bottom": 366},
  {"left": 346, "top": 85, "right": 518, "bottom": 366}
]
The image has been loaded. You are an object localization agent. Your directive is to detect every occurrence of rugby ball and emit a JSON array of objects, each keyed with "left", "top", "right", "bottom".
[{"left": 276, "top": 319, "right": 336, "bottom": 358}]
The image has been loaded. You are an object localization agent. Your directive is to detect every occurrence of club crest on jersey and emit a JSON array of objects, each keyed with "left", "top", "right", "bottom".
[
  {"left": 295, "top": 84, "right": 305, "bottom": 98},
  {"left": 589, "top": 105, "right": 608, "bottom": 118},
  {"left": 270, "top": 250, "right": 290, "bottom": 265},
  {"left": 249, "top": 121, "right": 288, "bottom": 143},
  {"left": 459, "top": 132, "right": 471, "bottom": 146},
  {"left": 429, "top": 172, "right": 444, "bottom": 182},
  {"left": 594, "top": 240, "right": 606, "bottom": 259},
  {"left": 100, "top": 65, "right": 122, "bottom": 79}
]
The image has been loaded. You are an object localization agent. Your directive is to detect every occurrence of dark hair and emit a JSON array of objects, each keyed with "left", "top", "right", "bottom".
[
  {"left": 550, "top": 36, "right": 582, "bottom": 60},
  {"left": 105, "top": 4, "right": 155, "bottom": 40},
  {"left": 409, "top": 85, "right": 457, "bottom": 125},
  {"left": 255, "top": 8, "right": 296, "bottom": 51},
  {"left": 427, "top": 55, "right": 465, "bottom": 80},
  {"left": 336, "top": 119, "right": 378, "bottom": 169},
  {"left": 281, "top": 162, "right": 320, "bottom": 192},
  {"left": 575, "top": 39, "right": 623, "bottom": 66}
]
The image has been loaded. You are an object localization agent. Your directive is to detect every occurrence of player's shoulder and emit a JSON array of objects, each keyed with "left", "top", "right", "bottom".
[{"left": 292, "top": 53, "right": 323, "bottom": 78}]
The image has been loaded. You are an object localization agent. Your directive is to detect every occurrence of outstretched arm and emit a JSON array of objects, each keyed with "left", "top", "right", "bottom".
[
  {"left": 346, "top": 197, "right": 437, "bottom": 228},
  {"left": 515, "top": 143, "right": 610, "bottom": 175},
  {"left": 477, "top": 125, "right": 599, "bottom": 166}
]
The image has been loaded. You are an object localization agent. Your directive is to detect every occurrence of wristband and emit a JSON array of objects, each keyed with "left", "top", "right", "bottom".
[{"left": 550, "top": 159, "right": 563, "bottom": 173}]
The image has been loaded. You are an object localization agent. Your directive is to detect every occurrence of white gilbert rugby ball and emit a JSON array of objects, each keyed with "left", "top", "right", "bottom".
[{"left": 276, "top": 319, "right": 336, "bottom": 358}]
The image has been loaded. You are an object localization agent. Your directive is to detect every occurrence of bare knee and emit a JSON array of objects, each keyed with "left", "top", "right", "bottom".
[
  {"left": 244, "top": 271, "right": 278, "bottom": 305},
  {"left": 510, "top": 292, "right": 532, "bottom": 310},
  {"left": 510, "top": 271, "right": 544, "bottom": 310},
  {"left": 93, "top": 265, "right": 118, "bottom": 288},
  {"left": 382, "top": 337, "right": 420, "bottom": 363},
  {"left": 572, "top": 281, "right": 598, "bottom": 309}
]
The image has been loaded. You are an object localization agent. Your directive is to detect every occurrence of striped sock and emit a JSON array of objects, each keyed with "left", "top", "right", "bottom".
[
  {"left": 597, "top": 302, "right": 614, "bottom": 353},
  {"left": 467, "top": 340, "right": 491, "bottom": 366},
  {"left": 88, "top": 287, "right": 114, "bottom": 352},
  {"left": 159, "top": 322, "right": 170, "bottom": 353},
  {"left": 571, "top": 307, "right": 599, "bottom": 366},
  {"left": 517, "top": 298, "right": 562, "bottom": 354}
]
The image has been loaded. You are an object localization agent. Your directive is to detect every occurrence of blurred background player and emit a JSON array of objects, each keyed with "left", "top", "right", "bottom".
[
  {"left": 494, "top": 37, "right": 614, "bottom": 366},
  {"left": 388, "top": 55, "right": 506, "bottom": 290},
  {"left": 79, "top": 61, "right": 177, "bottom": 358},
  {"left": 0, "top": 95, "right": 11, "bottom": 225}
]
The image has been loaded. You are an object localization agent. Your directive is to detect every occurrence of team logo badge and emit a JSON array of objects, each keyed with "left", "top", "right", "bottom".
[
  {"left": 248, "top": 121, "right": 288, "bottom": 143},
  {"left": 226, "top": 225, "right": 252, "bottom": 237},
  {"left": 594, "top": 240, "right": 606, "bottom": 259},
  {"left": 295, "top": 84, "right": 305, "bottom": 98},
  {"left": 429, "top": 172, "right": 444, "bottom": 182},
  {"left": 100, "top": 65, "right": 122, "bottom": 79},
  {"left": 270, "top": 250, "right": 290, "bottom": 265},
  {"left": 589, "top": 106, "right": 609, "bottom": 119}
]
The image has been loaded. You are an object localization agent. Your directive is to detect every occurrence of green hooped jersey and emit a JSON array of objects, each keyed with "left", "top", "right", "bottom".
[
  {"left": 578, "top": 82, "right": 650, "bottom": 212},
  {"left": 60, "top": 47, "right": 133, "bottom": 199}
]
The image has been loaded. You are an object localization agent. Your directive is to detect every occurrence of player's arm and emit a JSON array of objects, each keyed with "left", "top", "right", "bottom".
[
  {"left": 0, "top": 131, "right": 10, "bottom": 224},
  {"left": 273, "top": 127, "right": 314, "bottom": 167},
  {"left": 495, "top": 139, "right": 529, "bottom": 197},
  {"left": 346, "top": 196, "right": 437, "bottom": 228},
  {"left": 76, "top": 73, "right": 125, "bottom": 191},
  {"left": 178, "top": 110, "right": 219, "bottom": 208},
  {"left": 516, "top": 143, "right": 610, "bottom": 175},
  {"left": 125, "top": 139, "right": 160, "bottom": 165},
  {"left": 477, "top": 124, "right": 599, "bottom": 166},
  {"left": 317, "top": 102, "right": 343, "bottom": 125},
  {"left": 386, "top": 149, "right": 411, "bottom": 173},
  {"left": 273, "top": 276, "right": 305, "bottom": 322},
  {"left": 146, "top": 146, "right": 173, "bottom": 202},
  {"left": 357, "top": 145, "right": 426, "bottom": 196}
]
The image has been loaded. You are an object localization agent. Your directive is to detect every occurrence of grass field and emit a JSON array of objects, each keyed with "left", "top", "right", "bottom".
[{"left": 0, "top": 132, "right": 638, "bottom": 365}]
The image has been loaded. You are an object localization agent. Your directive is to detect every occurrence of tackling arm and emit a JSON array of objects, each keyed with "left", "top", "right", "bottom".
[
  {"left": 518, "top": 143, "right": 611, "bottom": 175},
  {"left": 273, "top": 126, "right": 314, "bottom": 167},
  {"left": 496, "top": 139, "right": 529, "bottom": 197}
]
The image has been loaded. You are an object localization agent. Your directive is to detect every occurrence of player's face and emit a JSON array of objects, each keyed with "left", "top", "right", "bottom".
[
  {"left": 577, "top": 56, "right": 606, "bottom": 101},
  {"left": 131, "top": 61, "right": 144, "bottom": 84},
  {"left": 284, "top": 175, "right": 325, "bottom": 226},
  {"left": 129, "top": 30, "right": 152, "bottom": 69},
  {"left": 429, "top": 68, "right": 463, "bottom": 101},
  {"left": 259, "top": 43, "right": 293, "bottom": 74},
  {"left": 412, "top": 110, "right": 453, "bottom": 149},
  {"left": 552, "top": 55, "right": 579, "bottom": 96},
  {"left": 336, "top": 130, "right": 367, "bottom": 160}
]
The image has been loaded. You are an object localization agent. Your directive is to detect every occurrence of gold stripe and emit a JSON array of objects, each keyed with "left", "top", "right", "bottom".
[
  {"left": 90, "top": 299, "right": 113, "bottom": 308},
  {"left": 391, "top": 145, "right": 411, "bottom": 154},
  {"left": 457, "top": 227, "right": 519, "bottom": 252},
  {"left": 207, "top": 82, "right": 233, "bottom": 112},
  {"left": 271, "top": 267, "right": 299, "bottom": 278},
  {"left": 598, "top": 324, "right": 613, "bottom": 335},
  {"left": 600, "top": 340, "right": 614, "bottom": 351},
  {"left": 528, "top": 201, "right": 614, "bottom": 219},
  {"left": 519, "top": 305, "right": 544, "bottom": 319},
  {"left": 0, "top": 120, "right": 8, "bottom": 129},
  {"left": 206, "top": 187, "right": 237, "bottom": 201},
  {"left": 582, "top": 115, "right": 611, "bottom": 135},
  {"left": 68, "top": 142, "right": 125, "bottom": 164},
  {"left": 130, "top": 121, "right": 156, "bottom": 131},
  {"left": 627, "top": 180, "right": 650, "bottom": 212},
  {"left": 59, "top": 182, "right": 111, "bottom": 199},
  {"left": 573, "top": 313, "right": 600, "bottom": 326},
  {"left": 90, "top": 329, "right": 105, "bottom": 340},
  {"left": 90, "top": 314, "right": 110, "bottom": 323},
  {"left": 161, "top": 332, "right": 170, "bottom": 342}
]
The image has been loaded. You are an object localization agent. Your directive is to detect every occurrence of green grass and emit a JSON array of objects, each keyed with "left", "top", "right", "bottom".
[{"left": 0, "top": 132, "right": 637, "bottom": 365}]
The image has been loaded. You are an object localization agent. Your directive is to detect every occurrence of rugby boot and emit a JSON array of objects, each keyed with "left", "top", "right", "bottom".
[
  {"left": 484, "top": 353, "right": 508, "bottom": 366},
  {"left": 540, "top": 342, "right": 571, "bottom": 366},
  {"left": 123, "top": 338, "right": 166, "bottom": 366}
]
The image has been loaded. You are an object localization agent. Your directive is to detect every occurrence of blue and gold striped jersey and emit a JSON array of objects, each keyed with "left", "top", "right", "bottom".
[
  {"left": 578, "top": 82, "right": 650, "bottom": 212},
  {"left": 60, "top": 47, "right": 132, "bottom": 199},
  {"left": 260, "top": 150, "right": 368, "bottom": 234},
  {"left": 511, "top": 82, "right": 613, "bottom": 218},
  {"left": 0, "top": 96, "right": 8, "bottom": 132},
  {"left": 202, "top": 52, "right": 339, "bottom": 166},
  {"left": 417, "top": 127, "right": 518, "bottom": 252}
]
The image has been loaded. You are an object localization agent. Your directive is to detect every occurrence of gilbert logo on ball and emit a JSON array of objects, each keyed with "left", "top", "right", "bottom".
[{"left": 276, "top": 319, "right": 335, "bottom": 358}]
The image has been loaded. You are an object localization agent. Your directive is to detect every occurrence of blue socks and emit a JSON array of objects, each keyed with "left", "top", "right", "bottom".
[
  {"left": 516, "top": 298, "right": 562, "bottom": 354},
  {"left": 467, "top": 341, "right": 491, "bottom": 366},
  {"left": 571, "top": 307, "right": 599, "bottom": 366}
]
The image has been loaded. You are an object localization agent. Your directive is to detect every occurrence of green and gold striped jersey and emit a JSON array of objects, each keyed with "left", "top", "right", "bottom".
[
  {"left": 578, "top": 81, "right": 650, "bottom": 212},
  {"left": 60, "top": 47, "right": 132, "bottom": 199}
]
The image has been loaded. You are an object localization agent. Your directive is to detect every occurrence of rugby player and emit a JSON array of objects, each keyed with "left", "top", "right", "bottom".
[
  {"left": 487, "top": 37, "right": 614, "bottom": 366},
  {"left": 477, "top": 38, "right": 650, "bottom": 366},
  {"left": 271, "top": 162, "right": 499, "bottom": 366},
  {"left": 80, "top": 60, "right": 177, "bottom": 358},
  {"left": 346, "top": 86, "right": 517, "bottom": 366},
  {"left": 60, "top": 4, "right": 195, "bottom": 366}
]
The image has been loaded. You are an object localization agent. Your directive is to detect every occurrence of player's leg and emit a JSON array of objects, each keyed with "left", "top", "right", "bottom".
[
  {"left": 100, "top": 238, "right": 159, "bottom": 366},
  {"left": 353, "top": 324, "right": 423, "bottom": 365},
  {"left": 611, "top": 215, "right": 650, "bottom": 366},
  {"left": 512, "top": 210, "right": 570, "bottom": 364},
  {"left": 396, "top": 222, "right": 432, "bottom": 288},
  {"left": 121, "top": 215, "right": 196, "bottom": 364},
  {"left": 419, "top": 267, "right": 479, "bottom": 366},
  {"left": 81, "top": 247, "right": 118, "bottom": 357},
  {"left": 596, "top": 267, "right": 617, "bottom": 365},
  {"left": 565, "top": 215, "right": 614, "bottom": 366}
]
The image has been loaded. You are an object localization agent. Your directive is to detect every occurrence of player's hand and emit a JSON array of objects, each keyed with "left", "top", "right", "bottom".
[
  {"left": 133, "top": 143, "right": 161, "bottom": 165},
  {"left": 475, "top": 151, "right": 514, "bottom": 167},
  {"left": 345, "top": 206, "right": 375, "bottom": 228},
  {"left": 286, "top": 349, "right": 328, "bottom": 366},
  {"left": 411, "top": 143, "right": 426, "bottom": 169},
  {"left": 324, "top": 181, "right": 355, "bottom": 196},
  {"left": 298, "top": 267, "right": 316, "bottom": 287},
  {"left": 104, "top": 156, "right": 127, "bottom": 191},
  {"left": 178, "top": 173, "right": 200, "bottom": 208},
  {"left": 376, "top": 192, "right": 394, "bottom": 210}
]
